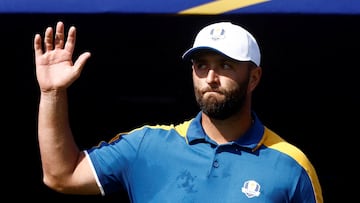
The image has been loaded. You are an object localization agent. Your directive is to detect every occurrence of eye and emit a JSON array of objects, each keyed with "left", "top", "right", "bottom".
[
  {"left": 199, "top": 63, "right": 208, "bottom": 70},
  {"left": 221, "top": 62, "right": 232, "bottom": 70},
  {"left": 193, "top": 62, "right": 207, "bottom": 70}
]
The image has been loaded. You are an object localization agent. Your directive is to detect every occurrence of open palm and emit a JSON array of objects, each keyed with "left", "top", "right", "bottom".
[{"left": 34, "top": 21, "right": 91, "bottom": 92}]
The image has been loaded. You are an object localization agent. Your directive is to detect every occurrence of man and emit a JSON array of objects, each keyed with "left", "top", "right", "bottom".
[{"left": 34, "top": 21, "right": 323, "bottom": 202}]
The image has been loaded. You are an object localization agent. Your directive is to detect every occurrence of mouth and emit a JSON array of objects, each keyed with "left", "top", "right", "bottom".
[
  {"left": 203, "top": 91, "right": 222, "bottom": 98},
  {"left": 203, "top": 88, "right": 221, "bottom": 94}
]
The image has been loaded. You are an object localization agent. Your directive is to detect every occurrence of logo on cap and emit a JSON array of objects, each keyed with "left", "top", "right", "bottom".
[{"left": 210, "top": 26, "right": 225, "bottom": 41}]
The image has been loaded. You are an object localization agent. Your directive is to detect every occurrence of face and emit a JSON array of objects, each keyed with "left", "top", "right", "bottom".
[{"left": 191, "top": 51, "right": 256, "bottom": 120}]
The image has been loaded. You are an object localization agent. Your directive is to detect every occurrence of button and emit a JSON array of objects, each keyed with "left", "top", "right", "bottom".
[{"left": 213, "top": 160, "right": 219, "bottom": 168}]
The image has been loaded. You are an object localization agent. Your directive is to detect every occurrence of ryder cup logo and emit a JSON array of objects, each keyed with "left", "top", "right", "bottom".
[
  {"left": 241, "top": 180, "right": 261, "bottom": 198},
  {"left": 210, "top": 26, "right": 225, "bottom": 41}
]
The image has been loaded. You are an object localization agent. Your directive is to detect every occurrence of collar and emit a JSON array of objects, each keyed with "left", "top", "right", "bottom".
[{"left": 186, "top": 111, "right": 265, "bottom": 151}]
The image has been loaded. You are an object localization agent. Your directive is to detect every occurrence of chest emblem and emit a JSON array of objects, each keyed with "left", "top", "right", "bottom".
[{"left": 241, "top": 180, "right": 261, "bottom": 198}]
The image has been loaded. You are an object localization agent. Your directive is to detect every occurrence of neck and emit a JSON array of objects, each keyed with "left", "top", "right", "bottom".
[{"left": 201, "top": 108, "right": 253, "bottom": 144}]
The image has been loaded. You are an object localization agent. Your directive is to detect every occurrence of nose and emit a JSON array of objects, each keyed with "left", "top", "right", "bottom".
[{"left": 206, "top": 69, "right": 219, "bottom": 83}]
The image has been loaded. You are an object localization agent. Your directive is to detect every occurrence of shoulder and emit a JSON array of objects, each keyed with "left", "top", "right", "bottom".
[
  {"left": 262, "top": 127, "right": 318, "bottom": 176},
  {"left": 107, "top": 118, "right": 194, "bottom": 143},
  {"left": 263, "top": 127, "right": 309, "bottom": 165},
  {"left": 262, "top": 127, "right": 323, "bottom": 202}
]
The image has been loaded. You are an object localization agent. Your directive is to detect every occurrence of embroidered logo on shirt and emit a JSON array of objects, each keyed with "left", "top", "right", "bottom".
[{"left": 241, "top": 180, "right": 261, "bottom": 198}]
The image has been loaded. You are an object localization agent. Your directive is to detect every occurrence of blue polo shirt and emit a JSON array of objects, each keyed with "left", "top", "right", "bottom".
[{"left": 86, "top": 112, "right": 323, "bottom": 202}]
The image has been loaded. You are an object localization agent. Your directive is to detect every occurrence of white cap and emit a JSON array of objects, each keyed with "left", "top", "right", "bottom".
[{"left": 182, "top": 22, "right": 261, "bottom": 66}]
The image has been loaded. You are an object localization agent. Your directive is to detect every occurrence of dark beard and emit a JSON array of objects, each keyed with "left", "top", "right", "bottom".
[{"left": 194, "top": 77, "right": 249, "bottom": 120}]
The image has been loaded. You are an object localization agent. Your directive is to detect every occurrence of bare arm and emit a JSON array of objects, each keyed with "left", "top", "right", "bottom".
[{"left": 34, "top": 21, "right": 99, "bottom": 194}]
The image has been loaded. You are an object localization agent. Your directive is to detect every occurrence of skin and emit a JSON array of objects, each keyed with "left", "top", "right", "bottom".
[
  {"left": 34, "top": 21, "right": 99, "bottom": 194},
  {"left": 191, "top": 52, "right": 262, "bottom": 144},
  {"left": 34, "top": 21, "right": 262, "bottom": 195}
]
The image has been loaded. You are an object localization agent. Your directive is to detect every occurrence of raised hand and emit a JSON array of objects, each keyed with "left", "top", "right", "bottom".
[{"left": 34, "top": 21, "right": 91, "bottom": 93}]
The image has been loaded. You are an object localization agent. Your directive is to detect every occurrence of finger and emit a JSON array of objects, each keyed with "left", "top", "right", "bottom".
[
  {"left": 44, "top": 26, "right": 54, "bottom": 52},
  {"left": 33, "top": 34, "right": 44, "bottom": 57},
  {"left": 74, "top": 52, "right": 91, "bottom": 73},
  {"left": 54, "top": 21, "right": 65, "bottom": 49},
  {"left": 64, "top": 26, "right": 76, "bottom": 54}
]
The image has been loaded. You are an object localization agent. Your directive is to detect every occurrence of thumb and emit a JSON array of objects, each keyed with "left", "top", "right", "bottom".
[{"left": 73, "top": 52, "right": 91, "bottom": 73}]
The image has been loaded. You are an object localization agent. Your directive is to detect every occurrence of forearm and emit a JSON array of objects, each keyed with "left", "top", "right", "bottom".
[{"left": 37, "top": 90, "right": 83, "bottom": 188}]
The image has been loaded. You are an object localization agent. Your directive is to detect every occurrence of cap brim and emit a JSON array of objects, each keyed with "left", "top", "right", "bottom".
[{"left": 182, "top": 47, "right": 225, "bottom": 61}]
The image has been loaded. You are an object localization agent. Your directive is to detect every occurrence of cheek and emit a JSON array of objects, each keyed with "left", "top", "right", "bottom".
[
  {"left": 192, "top": 73, "right": 203, "bottom": 86},
  {"left": 192, "top": 79, "right": 203, "bottom": 91},
  {"left": 219, "top": 77, "right": 239, "bottom": 88}
]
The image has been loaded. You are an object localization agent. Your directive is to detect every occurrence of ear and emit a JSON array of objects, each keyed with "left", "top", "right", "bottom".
[{"left": 249, "top": 66, "right": 262, "bottom": 91}]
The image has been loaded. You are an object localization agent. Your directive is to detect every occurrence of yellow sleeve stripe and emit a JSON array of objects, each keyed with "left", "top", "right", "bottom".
[{"left": 263, "top": 127, "right": 323, "bottom": 203}]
